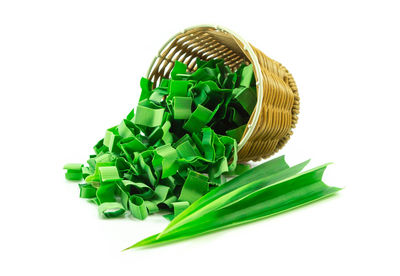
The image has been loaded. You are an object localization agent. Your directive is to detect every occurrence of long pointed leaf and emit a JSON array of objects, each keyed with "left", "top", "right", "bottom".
[
  {"left": 160, "top": 155, "right": 289, "bottom": 234},
  {"left": 159, "top": 164, "right": 337, "bottom": 240},
  {"left": 125, "top": 164, "right": 340, "bottom": 249},
  {"left": 158, "top": 159, "right": 310, "bottom": 239}
]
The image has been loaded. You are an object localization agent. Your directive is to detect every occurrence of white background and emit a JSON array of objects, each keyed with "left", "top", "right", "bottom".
[{"left": 1, "top": 0, "right": 399, "bottom": 275}]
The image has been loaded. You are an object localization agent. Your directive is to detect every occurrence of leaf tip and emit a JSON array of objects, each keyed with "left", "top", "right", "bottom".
[
  {"left": 121, "top": 246, "right": 132, "bottom": 252},
  {"left": 121, "top": 241, "right": 143, "bottom": 252}
]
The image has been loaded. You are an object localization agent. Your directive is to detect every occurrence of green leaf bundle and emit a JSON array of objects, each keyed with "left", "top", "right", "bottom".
[{"left": 125, "top": 157, "right": 340, "bottom": 249}]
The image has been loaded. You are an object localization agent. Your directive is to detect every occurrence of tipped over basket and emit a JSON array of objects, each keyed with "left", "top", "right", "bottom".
[{"left": 147, "top": 25, "right": 299, "bottom": 162}]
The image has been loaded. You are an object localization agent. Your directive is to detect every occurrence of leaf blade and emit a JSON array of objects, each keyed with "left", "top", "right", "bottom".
[
  {"left": 158, "top": 159, "right": 310, "bottom": 239},
  {"left": 161, "top": 155, "right": 289, "bottom": 233},
  {"left": 127, "top": 164, "right": 340, "bottom": 249}
]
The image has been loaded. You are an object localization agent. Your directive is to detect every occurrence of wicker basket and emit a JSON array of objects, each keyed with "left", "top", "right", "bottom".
[{"left": 147, "top": 25, "right": 299, "bottom": 162}]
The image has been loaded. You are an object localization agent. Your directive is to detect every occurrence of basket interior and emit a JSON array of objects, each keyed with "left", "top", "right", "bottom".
[{"left": 148, "top": 27, "right": 253, "bottom": 87}]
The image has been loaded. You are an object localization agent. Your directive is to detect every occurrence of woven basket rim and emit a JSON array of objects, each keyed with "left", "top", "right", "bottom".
[{"left": 146, "top": 24, "right": 264, "bottom": 151}]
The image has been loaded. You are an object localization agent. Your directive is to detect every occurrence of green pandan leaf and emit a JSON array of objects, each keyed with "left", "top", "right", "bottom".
[
  {"left": 159, "top": 158, "right": 309, "bottom": 238},
  {"left": 63, "top": 163, "right": 83, "bottom": 180},
  {"left": 183, "top": 105, "right": 213, "bottom": 133},
  {"left": 170, "top": 61, "right": 187, "bottom": 80},
  {"left": 178, "top": 170, "right": 209, "bottom": 203},
  {"left": 133, "top": 105, "right": 164, "bottom": 127},
  {"left": 159, "top": 156, "right": 289, "bottom": 235},
  {"left": 125, "top": 163, "right": 340, "bottom": 249},
  {"left": 129, "top": 195, "right": 148, "bottom": 220},
  {"left": 139, "top": 77, "right": 153, "bottom": 101},
  {"left": 172, "top": 96, "right": 192, "bottom": 119}
]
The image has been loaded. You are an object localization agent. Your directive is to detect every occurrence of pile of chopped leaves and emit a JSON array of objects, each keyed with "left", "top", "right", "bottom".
[{"left": 64, "top": 58, "right": 259, "bottom": 220}]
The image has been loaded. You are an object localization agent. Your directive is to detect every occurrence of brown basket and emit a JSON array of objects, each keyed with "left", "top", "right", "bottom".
[{"left": 147, "top": 25, "right": 299, "bottom": 162}]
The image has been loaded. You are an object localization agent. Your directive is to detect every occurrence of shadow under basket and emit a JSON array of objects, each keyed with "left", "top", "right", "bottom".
[{"left": 147, "top": 25, "right": 299, "bottom": 162}]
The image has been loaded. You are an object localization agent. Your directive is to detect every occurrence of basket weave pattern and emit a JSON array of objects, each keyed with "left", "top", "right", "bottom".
[{"left": 147, "top": 26, "right": 299, "bottom": 162}]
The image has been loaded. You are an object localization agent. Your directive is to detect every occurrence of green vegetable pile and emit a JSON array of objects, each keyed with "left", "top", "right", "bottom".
[
  {"left": 64, "top": 58, "right": 341, "bottom": 249},
  {"left": 64, "top": 58, "right": 258, "bottom": 220}
]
